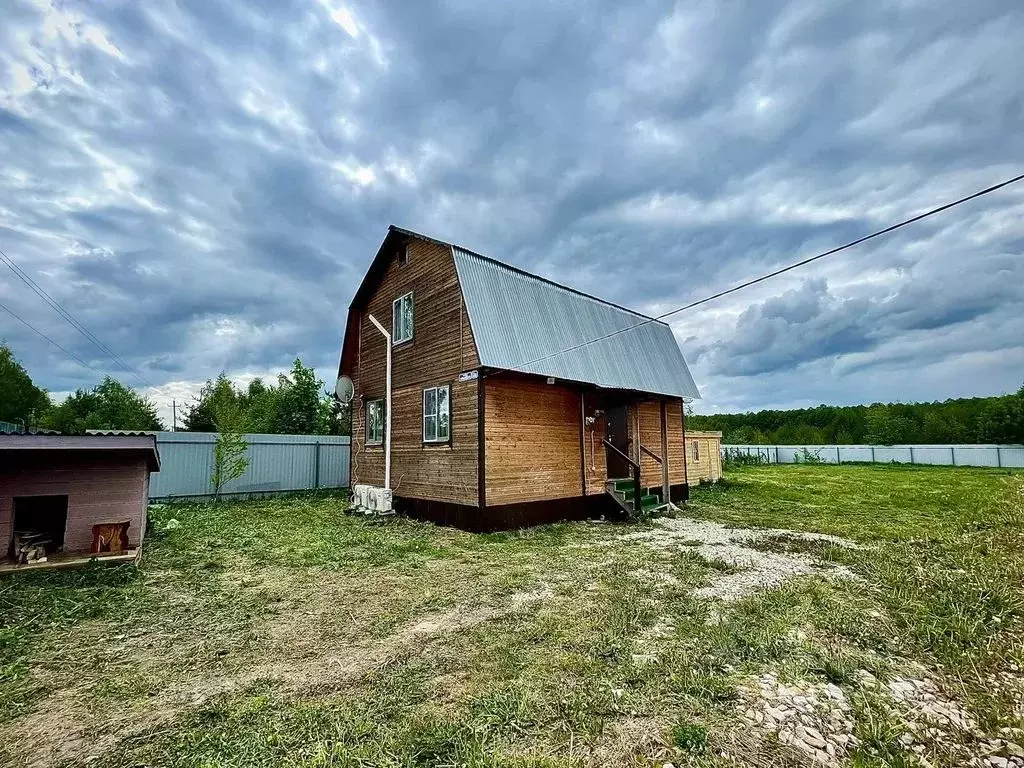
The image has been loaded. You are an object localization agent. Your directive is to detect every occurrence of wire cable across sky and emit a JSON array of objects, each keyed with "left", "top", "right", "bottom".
[
  {"left": 0, "top": 247, "right": 152, "bottom": 388},
  {"left": 0, "top": 299, "right": 107, "bottom": 376},
  {"left": 509, "top": 171, "right": 1024, "bottom": 373}
]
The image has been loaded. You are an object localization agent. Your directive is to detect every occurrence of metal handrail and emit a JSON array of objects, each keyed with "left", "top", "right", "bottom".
[
  {"left": 639, "top": 444, "right": 662, "bottom": 463},
  {"left": 602, "top": 439, "right": 643, "bottom": 514}
]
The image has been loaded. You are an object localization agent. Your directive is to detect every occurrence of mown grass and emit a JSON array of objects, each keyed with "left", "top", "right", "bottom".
[
  {"left": 0, "top": 466, "right": 1022, "bottom": 768},
  {"left": 688, "top": 463, "right": 1018, "bottom": 541}
]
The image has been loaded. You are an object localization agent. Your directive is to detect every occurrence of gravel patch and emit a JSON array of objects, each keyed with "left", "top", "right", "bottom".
[
  {"left": 619, "top": 517, "right": 857, "bottom": 601},
  {"left": 738, "top": 671, "right": 857, "bottom": 765}
]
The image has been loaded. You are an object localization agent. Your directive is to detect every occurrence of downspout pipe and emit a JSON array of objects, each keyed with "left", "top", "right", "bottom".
[{"left": 367, "top": 313, "right": 392, "bottom": 490}]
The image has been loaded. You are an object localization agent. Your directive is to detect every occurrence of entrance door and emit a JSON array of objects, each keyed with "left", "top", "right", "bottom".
[{"left": 605, "top": 405, "right": 630, "bottom": 478}]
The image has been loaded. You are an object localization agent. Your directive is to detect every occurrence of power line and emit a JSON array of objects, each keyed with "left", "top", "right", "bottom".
[
  {"left": 0, "top": 299, "right": 107, "bottom": 375},
  {"left": 0, "top": 248, "right": 152, "bottom": 388},
  {"left": 510, "top": 171, "right": 1024, "bottom": 373}
]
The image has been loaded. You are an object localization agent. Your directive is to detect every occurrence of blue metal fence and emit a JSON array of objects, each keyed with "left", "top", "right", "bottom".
[
  {"left": 149, "top": 432, "right": 350, "bottom": 500},
  {"left": 723, "top": 444, "right": 1024, "bottom": 468}
]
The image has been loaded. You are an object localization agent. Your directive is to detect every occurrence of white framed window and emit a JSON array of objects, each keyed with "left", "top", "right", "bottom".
[
  {"left": 423, "top": 385, "right": 450, "bottom": 443},
  {"left": 692, "top": 440, "right": 700, "bottom": 462},
  {"left": 365, "top": 399, "right": 384, "bottom": 446},
  {"left": 392, "top": 292, "right": 413, "bottom": 344}
]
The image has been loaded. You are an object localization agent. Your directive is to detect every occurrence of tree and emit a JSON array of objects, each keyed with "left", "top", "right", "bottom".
[
  {"left": 183, "top": 373, "right": 243, "bottom": 432},
  {"left": 977, "top": 384, "right": 1024, "bottom": 444},
  {"left": 42, "top": 377, "right": 163, "bottom": 434},
  {"left": 210, "top": 390, "right": 249, "bottom": 500},
  {"left": 183, "top": 360, "right": 336, "bottom": 435},
  {"left": 244, "top": 377, "right": 281, "bottom": 434},
  {"left": 0, "top": 343, "right": 50, "bottom": 426},
  {"left": 275, "top": 359, "right": 334, "bottom": 435}
]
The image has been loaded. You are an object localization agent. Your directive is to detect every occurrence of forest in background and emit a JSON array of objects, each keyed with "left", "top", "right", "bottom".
[
  {"left": 688, "top": 385, "right": 1024, "bottom": 445},
  {"left": 0, "top": 343, "right": 349, "bottom": 435}
]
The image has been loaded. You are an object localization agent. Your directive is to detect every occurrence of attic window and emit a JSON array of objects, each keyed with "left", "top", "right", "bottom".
[
  {"left": 397, "top": 244, "right": 409, "bottom": 266},
  {"left": 393, "top": 292, "right": 413, "bottom": 344}
]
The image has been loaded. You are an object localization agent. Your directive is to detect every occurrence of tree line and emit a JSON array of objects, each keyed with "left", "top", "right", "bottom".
[
  {"left": 0, "top": 343, "right": 349, "bottom": 435},
  {"left": 688, "top": 385, "right": 1024, "bottom": 445}
]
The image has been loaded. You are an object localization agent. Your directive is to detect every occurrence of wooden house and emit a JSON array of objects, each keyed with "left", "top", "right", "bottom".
[{"left": 338, "top": 226, "right": 717, "bottom": 531}]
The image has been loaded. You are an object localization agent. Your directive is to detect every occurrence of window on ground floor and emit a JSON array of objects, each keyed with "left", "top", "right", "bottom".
[
  {"left": 692, "top": 440, "right": 700, "bottom": 462},
  {"left": 366, "top": 399, "right": 384, "bottom": 445},
  {"left": 423, "top": 385, "right": 450, "bottom": 443}
]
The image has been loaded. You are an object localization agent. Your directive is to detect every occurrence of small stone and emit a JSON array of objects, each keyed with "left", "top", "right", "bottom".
[
  {"left": 631, "top": 653, "right": 657, "bottom": 665},
  {"left": 796, "top": 725, "right": 827, "bottom": 750},
  {"left": 988, "top": 757, "right": 1009, "bottom": 768},
  {"left": 898, "top": 733, "right": 915, "bottom": 747},
  {"left": 826, "top": 683, "right": 844, "bottom": 700},
  {"left": 1008, "top": 743, "right": 1024, "bottom": 758}
]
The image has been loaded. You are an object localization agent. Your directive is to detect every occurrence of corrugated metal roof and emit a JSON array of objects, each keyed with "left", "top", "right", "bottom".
[
  {"left": 452, "top": 247, "right": 701, "bottom": 399},
  {"left": 0, "top": 434, "right": 161, "bottom": 470}
]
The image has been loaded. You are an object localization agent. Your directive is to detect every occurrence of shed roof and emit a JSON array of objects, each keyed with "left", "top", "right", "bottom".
[
  {"left": 0, "top": 434, "right": 161, "bottom": 471},
  {"left": 452, "top": 247, "right": 700, "bottom": 399}
]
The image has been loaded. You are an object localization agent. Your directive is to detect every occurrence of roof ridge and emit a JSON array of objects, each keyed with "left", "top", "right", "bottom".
[{"left": 390, "top": 225, "right": 667, "bottom": 325}]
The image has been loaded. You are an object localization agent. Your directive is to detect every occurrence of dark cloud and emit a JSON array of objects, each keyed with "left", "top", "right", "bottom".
[{"left": 1, "top": 0, "right": 1022, "bottom": 419}]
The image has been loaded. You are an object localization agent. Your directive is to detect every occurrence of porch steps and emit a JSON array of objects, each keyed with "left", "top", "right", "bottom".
[{"left": 605, "top": 479, "right": 662, "bottom": 516}]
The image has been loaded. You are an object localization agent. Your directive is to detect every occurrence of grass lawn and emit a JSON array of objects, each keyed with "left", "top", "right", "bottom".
[{"left": 1, "top": 464, "right": 1022, "bottom": 767}]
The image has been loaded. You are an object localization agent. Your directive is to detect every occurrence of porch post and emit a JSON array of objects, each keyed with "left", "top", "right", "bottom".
[
  {"left": 681, "top": 403, "right": 689, "bottom": 487},
  {"left": 659, "top": 399, "right": 670, "bottom": 505}
]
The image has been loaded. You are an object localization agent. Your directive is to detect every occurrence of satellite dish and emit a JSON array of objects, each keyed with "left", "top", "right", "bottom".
[{"left": 334, "top": 375, "right": 354, "bottom": 404}]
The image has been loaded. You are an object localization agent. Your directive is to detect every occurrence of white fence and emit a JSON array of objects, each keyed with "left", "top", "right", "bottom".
[
  {"left": 722, "top": 444, "right": 1024, "bottom": 468},
  {"left": 149, "top": 432, "right": 350, "bottom": 500}
]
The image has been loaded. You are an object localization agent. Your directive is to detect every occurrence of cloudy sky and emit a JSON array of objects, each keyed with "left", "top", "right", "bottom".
[{"left": 1, "top": 0, "right": 1022, "bottom": 422}]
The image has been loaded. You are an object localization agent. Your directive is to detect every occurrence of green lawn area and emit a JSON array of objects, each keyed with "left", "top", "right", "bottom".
[{"left": 1, "top": 465, "right": 1022, "bottom": 768}]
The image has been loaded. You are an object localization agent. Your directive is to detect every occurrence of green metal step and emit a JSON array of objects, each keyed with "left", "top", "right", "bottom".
[
  {"left": 640, "top": 494, "right": 660, "bottom": 509},
  {"left": 613, "top": 479, "right": 636, "bottom": 492}
]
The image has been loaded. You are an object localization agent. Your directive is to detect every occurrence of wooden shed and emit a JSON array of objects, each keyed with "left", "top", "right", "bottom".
[
  {"left": 339, "top": 226, "right": 716, "bottom": 531},
  {"left": 0, "top": 435, "right": 160, "bottom": 569}
]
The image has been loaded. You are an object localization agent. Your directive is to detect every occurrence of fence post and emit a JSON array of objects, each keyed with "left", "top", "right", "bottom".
[
  {"left": 314, "top": 441, "right": 321, "bottom": 489},
  {"left": 870, "top": 446, "right": 875, "bottom": 463},
  {"left": 997, "top": 446, "right": 1002, "bottom": 468},
  {"left": 837, "top": 446, "right": 841, "bottom": 464},
  {"left": 909, "top": 446, "right": 914, "bottom": 465},
  {"left": 951, "top": 446, "right": 956, "bottom": 466}
]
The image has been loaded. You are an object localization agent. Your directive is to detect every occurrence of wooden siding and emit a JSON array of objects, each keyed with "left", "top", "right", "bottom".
[
  {"left": 484, "top": 377, "right": 583, "bottom": 506},
  {"left": 666, "top": 400, "right": 686, "bottom": 485},
  {"left": 637, "top": 400, "right": 663, "bottom": 489},
  {"left": 353, "top": 378, "right": 478, "bottom": 504},
  {"left": 635, "top": 398, "right": 690, "bottom": 488},
  {"left": 686, "top": 431, "right": 723, "bottom": 483},
  {"left": 351, "top": 237, "right": 479, "bottom": 506},
  {"left": 0, "top": 454, "right": 149, "bottom": 555},
  {"left": 357, "top": 238, "right": 479, "bottom": 396}
]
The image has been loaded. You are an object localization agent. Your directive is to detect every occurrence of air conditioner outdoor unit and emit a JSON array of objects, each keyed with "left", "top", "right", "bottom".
[
  {"left": 351, "top": 484, "right": 392, "bottom": 514},
  {"left": 367, "top": 487, "right": 393, "bottom": 513}
]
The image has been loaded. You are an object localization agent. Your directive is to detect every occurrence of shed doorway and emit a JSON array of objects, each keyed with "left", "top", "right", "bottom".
[
  {"left": 10, "top": 495, "right": 68, "bottom": 561},
  {"left": 605, "top": 405, "right": 631, "bottom": 478}
]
